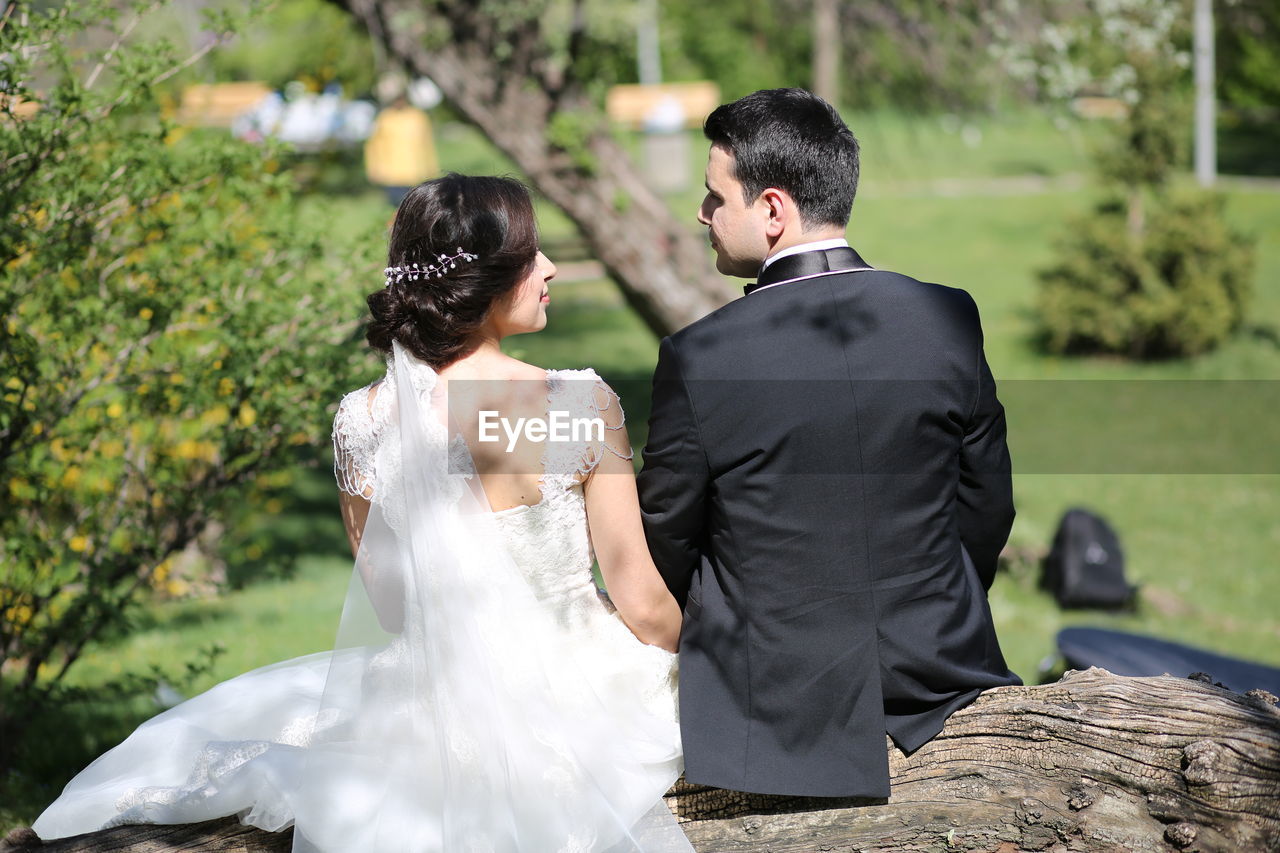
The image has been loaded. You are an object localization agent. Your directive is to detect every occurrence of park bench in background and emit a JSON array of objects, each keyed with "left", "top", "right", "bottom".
[
  {"left": 176, "top": 82, "right": 272, "bottom": 128},
  {"left": 605, "top": 81, "right": 720, "bottom": 131}
]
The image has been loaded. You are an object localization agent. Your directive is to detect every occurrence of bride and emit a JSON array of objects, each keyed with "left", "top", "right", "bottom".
[{"left": 32, "top": 175, "right": 692, "bottom": 852}]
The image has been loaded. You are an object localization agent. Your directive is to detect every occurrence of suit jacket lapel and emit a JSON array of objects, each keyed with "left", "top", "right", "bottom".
[{"left": 745, "top": 246, "right": 873, "bottom": 296}]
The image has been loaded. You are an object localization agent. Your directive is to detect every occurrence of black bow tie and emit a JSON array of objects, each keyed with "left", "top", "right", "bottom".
[{"left": 745, "top": 246, "right": 873, "bottom": 296}]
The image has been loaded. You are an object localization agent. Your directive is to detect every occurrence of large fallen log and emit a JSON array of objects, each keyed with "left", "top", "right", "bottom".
[{"left": 5, "top": 668, "right": 1278, "bottom": 853}]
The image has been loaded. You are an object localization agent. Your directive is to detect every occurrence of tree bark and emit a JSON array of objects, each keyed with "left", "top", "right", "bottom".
[
  {"left": 812, "top": 0, "right": 840, "bottom": 107},
  {"left": 332, "top": 0, "right": 731, "bottom": 338},
  {"left": 7, "top": 668, "right": 1279, "bottom": 853}
]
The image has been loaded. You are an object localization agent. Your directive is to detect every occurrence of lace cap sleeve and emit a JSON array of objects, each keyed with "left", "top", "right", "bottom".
[
  {"left": 545, "top": 369, "right": 633, "bottom": 481},
  {"left": 332, "top": 382, "right": 383, "bottom": 499},
  {"left": 585, "top": 377, "right": 632, "bottom": 474}
]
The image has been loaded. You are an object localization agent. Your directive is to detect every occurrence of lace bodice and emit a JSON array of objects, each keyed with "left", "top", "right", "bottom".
[
  {"left": 332, "top": 356, "right": 633, "bottom": 622},
  {"left": 331, "top": 354, "right": 675, "bottom": 722}
]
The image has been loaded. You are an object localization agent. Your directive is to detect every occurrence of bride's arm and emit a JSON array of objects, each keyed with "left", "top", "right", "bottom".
[
  {"left": 339, "top": 490, "right": 371, "bottom": 558},
  {"left": 334, "top": 383, "right": 379, "bottom": 559},
  {"left": 583, "top": 388, "right": 683, "bottom": 653}
]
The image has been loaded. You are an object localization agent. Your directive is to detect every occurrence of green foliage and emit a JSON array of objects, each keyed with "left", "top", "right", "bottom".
[
  {"left": 207, "top": 0, "right": 376, "bottom": 94},
  {"left": 993, "top": 0, "right": 1193, "bottom": 186},
  {"left": 659, "top": 0, "right": 811, "bottom": 100},
  {"left": 660, "top": 0, "right": 1015, "bottom": 110},
  {"left": 546, "top": 108, "right": 602, "bottom": 175},
  {"left": 1091, "top": 42, "right": 1187, "bottom": 191},
  {"left": 998, "top": 0, "right": 1259, "bottom": 358},
  {"left": 1036, "top": 192, "right": 1254, "bottom": 358},
  {"left": 1218, "top": 0, "right": 1280, "bottom": 111},
  {"left": 843, "top": 2, "right": 1004, "bottom": 111},
  {"left": 0, "top": 0, "right": 373, "bottom": 741}
]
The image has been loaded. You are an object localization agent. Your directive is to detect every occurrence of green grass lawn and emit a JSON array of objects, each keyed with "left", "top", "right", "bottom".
[{"left": 6, "top": 108, "right": 1278, "bottom": 831}]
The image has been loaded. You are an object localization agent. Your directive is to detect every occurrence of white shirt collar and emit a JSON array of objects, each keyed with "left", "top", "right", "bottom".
[{"left": 760, "top": 238, "right": 850, "bottom": 271}]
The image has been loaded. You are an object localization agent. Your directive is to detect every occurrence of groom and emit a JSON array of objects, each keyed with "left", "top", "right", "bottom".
[{"left": 637, "top": 88, "right": 1021, "bottom": 799}]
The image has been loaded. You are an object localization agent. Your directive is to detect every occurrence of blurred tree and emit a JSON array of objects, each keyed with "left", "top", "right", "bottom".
[
  {"left": 207, "top": 0, "right": 377, "bottom": 94},
  {"left": 331, "top": 0, "right": 732, "bottom": 337},
  {"left": 1214, "top": 0, "right": 1279, "bottom": 175},
  {"left": 838, "top": 0, "right": 1012, "bottom": 111},
  {"left": 659, "top": 0, "right": 811, "bottom": 100},
  {"left": 811, "top": 0, "right": 839, "bottom": 105},
  {"left": 993, "top": 0, "right": 1257, "bottom": 357},
  {"left": 0, "top": 0, "right": 372, "bottom": 761},
  {"left": 1216, "top": 0, "right": 1280, "bottom": 111},
  {"left": 661, "top": 0, "right": 1017, "bottom": 111}
]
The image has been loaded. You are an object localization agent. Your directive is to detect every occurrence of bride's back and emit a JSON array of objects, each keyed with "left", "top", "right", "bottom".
[{"left": 438, "top": 357, "right": 560, "bottom": 514}]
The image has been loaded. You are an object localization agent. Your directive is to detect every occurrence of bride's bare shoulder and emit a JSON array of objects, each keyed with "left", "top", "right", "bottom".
[
  {"left": 441, "top": 354, "right": 549, "bottom": 383},
  {"left": 502, "top": 359, "right": 551, "bottom": 382}
]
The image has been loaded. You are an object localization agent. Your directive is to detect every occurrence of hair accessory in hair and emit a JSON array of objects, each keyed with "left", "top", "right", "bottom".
[{"left": 384, "top": 247, "right": 479, "bottom": 287}]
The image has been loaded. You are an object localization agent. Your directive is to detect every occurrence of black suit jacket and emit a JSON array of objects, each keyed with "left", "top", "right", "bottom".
[{"left": 637, "top": 249, "right": 1020, "bottom": 798}]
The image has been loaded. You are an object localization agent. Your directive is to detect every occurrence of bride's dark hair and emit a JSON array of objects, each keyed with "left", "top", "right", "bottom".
[{"left": 366, "top": 174, "right": 539, "bottom": 369}]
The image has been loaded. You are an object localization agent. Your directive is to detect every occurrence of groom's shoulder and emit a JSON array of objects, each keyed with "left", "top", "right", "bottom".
[
  {"left": 869, "top": 271, "right": 985, "bottom": 346},
  {"left": 669, "top": 270, "right": 980, "bottom": 343},
  {"left": 863, "top": 267, "right": 977, "bottom": 307}
]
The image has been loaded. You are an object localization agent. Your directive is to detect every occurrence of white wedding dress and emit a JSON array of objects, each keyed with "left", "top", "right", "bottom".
[{"left": 33, "top": 343, "right": 691, "bottom": 852}]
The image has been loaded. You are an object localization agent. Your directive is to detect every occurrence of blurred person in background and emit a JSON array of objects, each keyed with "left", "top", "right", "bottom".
[{"left": 364, "top": 93, "right": 438, "bottom": 206}]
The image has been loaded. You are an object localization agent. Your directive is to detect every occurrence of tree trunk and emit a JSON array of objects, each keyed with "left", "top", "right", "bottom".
[
  {"left": 332, "top": 0, "right": 731, "bottom": 338},
  {"left": 8, "top": 668, "right": 1279, "bottom": 853},
  {"left": 812, "top": 0, "right": 840, "bottom": 106}
]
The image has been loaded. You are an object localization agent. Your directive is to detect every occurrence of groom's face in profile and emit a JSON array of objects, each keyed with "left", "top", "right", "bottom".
[{"left": 698, "top": 145, "right": 770, "bottom": 278}]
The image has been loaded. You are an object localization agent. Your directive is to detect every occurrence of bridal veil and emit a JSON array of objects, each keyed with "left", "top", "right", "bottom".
[{"left": 33, "top": 341, "right": 690, "bottom": 852}]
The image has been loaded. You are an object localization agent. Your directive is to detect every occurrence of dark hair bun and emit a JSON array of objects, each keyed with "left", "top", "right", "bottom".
[{"left": 366, "top": 174, "right": 538, "bottom": 369}]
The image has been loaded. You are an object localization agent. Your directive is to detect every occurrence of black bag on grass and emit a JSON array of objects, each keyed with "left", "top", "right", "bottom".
[{"left": 1041, "top": 508, "right": 1137, "bottom": 609}]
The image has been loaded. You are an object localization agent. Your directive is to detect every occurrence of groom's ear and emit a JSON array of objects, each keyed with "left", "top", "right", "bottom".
[{"left": 760, "top": 187, "right": 794, "bottom": 238}]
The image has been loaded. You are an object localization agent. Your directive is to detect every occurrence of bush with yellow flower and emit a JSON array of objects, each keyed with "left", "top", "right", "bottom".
[{"left": 0, "top": 0, "right": 376, "bottom": 752}]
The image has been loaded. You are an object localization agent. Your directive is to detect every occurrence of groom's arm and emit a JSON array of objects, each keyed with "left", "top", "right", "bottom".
[
  {"left": 637, "top": 336, "right": 709, "bottom": 609},
  {"left": 957, "top": 296, "right": 1015, "bottom": 591}
]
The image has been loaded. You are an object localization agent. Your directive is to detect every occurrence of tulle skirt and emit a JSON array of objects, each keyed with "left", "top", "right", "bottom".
[{"left": 33, "top": 632, "right": 689, "bottom": 852}]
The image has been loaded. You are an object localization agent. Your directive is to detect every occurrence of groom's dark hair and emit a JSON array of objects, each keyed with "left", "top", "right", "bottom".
[{"left": 703, "top": 88, "right": 858, "bottom": 229}]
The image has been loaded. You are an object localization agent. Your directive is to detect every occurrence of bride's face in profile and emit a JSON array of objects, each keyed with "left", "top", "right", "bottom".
[{"left": 492, "top": 250, "right": 556, "bottom": 338}]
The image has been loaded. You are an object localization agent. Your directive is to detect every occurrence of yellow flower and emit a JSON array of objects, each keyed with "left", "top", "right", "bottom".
[
  {"left": 5, "top": 604, "right": 33, "bottom": 627},
  {"left": 139, "top": 307, "right": 154, "bottom": 321},
  {"left": 218, "top": 378, "right": 235, "bottom": 397},
  {"left": 60, "top": 465, "right": 82, "bottom": 488},
  {"left": 202, "top": 405, "right": 230, "bottom": 426},
  {"left": 106, "top": 402, "right": 124, "bottom": 418},
  {"left": 169, "top": 373, "right": 185, "bottom": 386},
  {"left": 264, "top": 498, "right": 284, "bottom": 515},
  {"left": 236, "top": 403, "right": 257, "bottom": 428},
  {"left": 172, "top": 439, "right": 200, "bottom": 459},
  {"left": 69, "top": 535, "right": 89, "bottom": 553},
  {"left": 4, "top": 377, "right": 22, "bottom": 390},
  {"left": 31, "top": 422, "right": 43, "bottom": 436}
]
